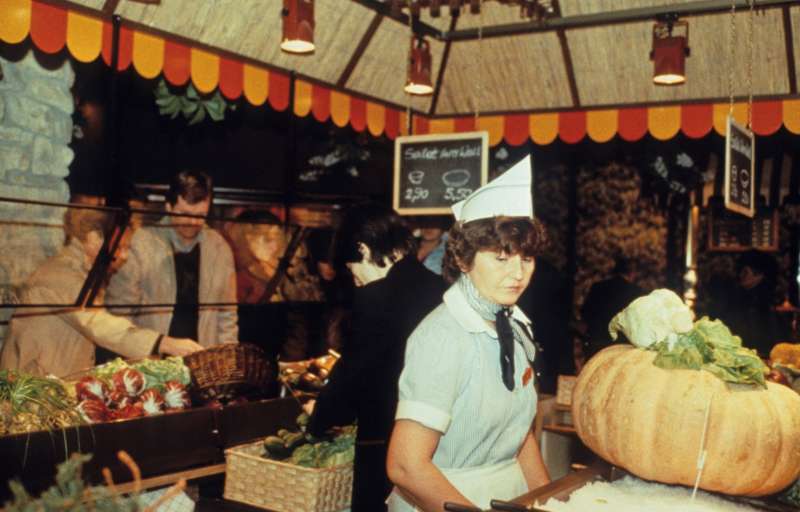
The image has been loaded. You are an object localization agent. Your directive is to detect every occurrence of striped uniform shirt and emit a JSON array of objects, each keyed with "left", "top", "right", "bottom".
[{"left": 395, "top": 283, "right": 538, "bottom": 469}]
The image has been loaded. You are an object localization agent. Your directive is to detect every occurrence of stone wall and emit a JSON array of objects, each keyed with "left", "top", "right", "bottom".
[{"left": 0, "top": 51, "right": 74, "bottom": 343}]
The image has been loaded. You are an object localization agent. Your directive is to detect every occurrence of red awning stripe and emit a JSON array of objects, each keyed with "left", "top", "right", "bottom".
[
  {"left": 751, "top": 101, "right": 783, "bottom": 136},
  {"left": 311, "top": 84, "right": 331, "bottom": 122},
  {"left": 11, "top": 1, "right": 800, "bottom": 145},
  {"left": 350, "top": 97, "right": 367, "bottom": 132},
  {"left": 504, "top": 114, "right": 529, "bottom": 146},
  {"left": 29, "top": 1, "right": 66, "bottom": 54},
  {"left": 559, "top": 111, "right": 587, "bottom": 144},
  {"left": 680, "top": 103, "right": 714, "bottom": 139},
  {"left": 218, "top": 57, "right": 244, "bottom": 100}
]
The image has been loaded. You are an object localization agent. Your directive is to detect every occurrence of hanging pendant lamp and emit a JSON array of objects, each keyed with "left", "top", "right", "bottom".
[
  {"left": 405, "top": 36, "right": 433, "bottom": 95},
  {"left": 281, "top": 0, "right": 315, "bottom": 54},
  {"left": 651, "top": 18, "right": 690, "bottom": 85}
]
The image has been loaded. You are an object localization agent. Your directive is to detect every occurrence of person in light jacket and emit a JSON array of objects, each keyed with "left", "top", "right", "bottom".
[
  {"left": 0, "top": 207, "right": 202, "bottom": 378},
  {"left": 105, "top": 170, "right": 238, "bottom": 347}
]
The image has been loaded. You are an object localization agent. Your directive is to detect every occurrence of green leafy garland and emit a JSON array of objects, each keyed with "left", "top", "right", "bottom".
[{"left": 154, "top": 79, "right": 234, "bottom": 125}]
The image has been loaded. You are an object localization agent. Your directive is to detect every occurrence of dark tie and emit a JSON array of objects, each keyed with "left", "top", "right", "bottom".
[{"left": 496, "top": 307, "right": 516, "bottom": 391}]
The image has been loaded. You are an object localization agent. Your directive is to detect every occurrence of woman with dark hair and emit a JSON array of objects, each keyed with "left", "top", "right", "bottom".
[
  {"left": 308, "top": 202, "right": 445, "bottom": 512},
  {"left": 386, "top": 156, "right": 551, "bottom": 511}
]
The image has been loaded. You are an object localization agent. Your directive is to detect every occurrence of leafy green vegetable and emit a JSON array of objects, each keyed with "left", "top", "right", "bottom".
[
  {"left": 650, "top": 317, "right": 768, "bottom": 387},
  {"left": 92, "top": 357, "right": 190, "bottom": 391},
  {"left": 4, "top": 453, "right": 145, "bottom": 511}
]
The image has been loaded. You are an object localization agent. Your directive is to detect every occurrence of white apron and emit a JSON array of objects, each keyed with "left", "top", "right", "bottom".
[{"left": 386, "top": 458, "right": 528, "bottom": 511}]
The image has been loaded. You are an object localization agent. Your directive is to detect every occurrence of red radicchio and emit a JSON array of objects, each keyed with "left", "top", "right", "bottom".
[
  {"left": 105, "top": 388, "right": 131, "bottom": 409},
  {"left": 76, "top": 399, "right": 108, "bottom": 424},
  {"left": 111, "top": 401, "right": 144, "bottom": 420},
  {"left": 75, "top": 376, "right": 109, "bottom": 402},
  {"left": 112, "top": 368, "right": 145, "bottom": 397},
  {"left": 163, "top": 381, "right": 190, "bottom": 410},
  {"left": 139, "top": 388, "right": 165, "bottom": 416}
]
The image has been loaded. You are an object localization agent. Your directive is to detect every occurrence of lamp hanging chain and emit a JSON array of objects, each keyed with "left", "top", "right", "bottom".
[
  {"left": 727, "top": 0, "right": 736, "bottom": 115},
  {"left": 406, "top": 0, "right": 413, "bottom": 133},
  {"left": 746, "top": 0, "right": 755, "bottom": 128},
  {"left": 474, "top": 0, "right": 484, "bottom": 122}
]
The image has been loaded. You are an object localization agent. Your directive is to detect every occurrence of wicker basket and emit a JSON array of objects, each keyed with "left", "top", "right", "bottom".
[
  {"left": 223, "top": 439, "right": 353, "bottom": 512},
  {"left": 183, "top": 343, "right": 274, "bottom": 403}
]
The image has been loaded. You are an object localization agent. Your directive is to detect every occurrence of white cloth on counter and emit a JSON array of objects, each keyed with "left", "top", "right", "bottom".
[{"left": 137, "top": 488, "right": 194, "bottom": 512}]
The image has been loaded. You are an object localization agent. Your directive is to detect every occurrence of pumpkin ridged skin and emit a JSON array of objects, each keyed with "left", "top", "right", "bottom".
[{"left": 572, "top": 344, "right": 800, "bottom": 496}]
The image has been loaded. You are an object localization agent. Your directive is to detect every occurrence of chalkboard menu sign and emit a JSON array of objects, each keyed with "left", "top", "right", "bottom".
[
  {"left": 708, "top": 208, "right": 778, "bottom": 252},
  {"left": 393, "top": 132, "right": 488, "bottom": 215},
  {"left": 724, "top": 115, "right": 755, "bottom": 218}
]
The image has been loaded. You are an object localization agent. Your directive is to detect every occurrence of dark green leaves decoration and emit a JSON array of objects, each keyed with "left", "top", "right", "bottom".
[{"left": 154, "top": 79, "right": 233, "bottom": 125}]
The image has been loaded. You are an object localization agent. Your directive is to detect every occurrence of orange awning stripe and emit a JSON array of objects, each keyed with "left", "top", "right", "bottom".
[
  {"left": 0, "top": 0, "right": 32, "bottom": 44},
  {"left": 399, "top": 112, "right": 410, "bottom": 136},
  {"left": 131, "top": 30, "right": 164, "bottom": 79},
  {"left": 530, "top": 113, "right": 559, "bottom": 145},
  {"left": 751, "top": 101, "right": 783, "bottom": 136},
  {"left": 311, "top": 84, "right": 331, "bottom": 122},
  {"left": 190, "top": 48, "right": 220, "bottom": 94},
  {"left": 366, "top": 101, "right": 386, "bottom": 137},
  {"left": 163, "top": 39, "right": 191, "bottom": 85},
  {"left": 293, "top": 79, "right": 313, "bottom": 117},
  {"left": 30, "top": 0, "right": 66, "bottom": 54},
  {"left": 268, "top": 71, "right": 290, "bottom": 111},
  {"left": 586, "top": 110, "right": 617, "bottom": 143},
  {"left": 66, "top": 10, "right": 103, "bottom": 63},
  {"left": 242, "top": 63, "right": 269, "bottom": 106},
  {"left": 428, "top": 119, "right": 455, "bottom": 134},
  {"left": 648, "top": 106, "right": 681, "bottom": 141},
  {"left": 10, "top": 2, "right": 800, "bottom": 144},
  {"left": 477, "top": 116, "right": 504, "bottom": 146},
  {"left": 504, "top": 114, "right": 529, "bottom": 146},
  {"left": 218, "top": 57, "right": 243, "bottom": 100},
  {"left": 350, "top": 97, "right": 367, "bottom": 132},
  {"left": 330, "top": 90, "right": 351, "bottom": 127},
  {"left": 785, "top": 99, "right": 800, "bottom": 135},
  {"left": 713, "top": 103, "right": 749, "bottom": 135},
  {"left": 681, "top": 104, "right": 713, "bottom": 139}
]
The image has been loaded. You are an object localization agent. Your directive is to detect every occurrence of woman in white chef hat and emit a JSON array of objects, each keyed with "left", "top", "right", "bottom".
[{"left": 386, "top": 156, "right": 551, "bottom": 511}]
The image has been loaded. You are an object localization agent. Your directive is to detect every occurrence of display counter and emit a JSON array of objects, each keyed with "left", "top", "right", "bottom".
[
  {"left": 0, "top": 397, "right": 301, "bottom": 502},
  {"left": 507, "top": 462, "right": 797, "bottom": 512}
]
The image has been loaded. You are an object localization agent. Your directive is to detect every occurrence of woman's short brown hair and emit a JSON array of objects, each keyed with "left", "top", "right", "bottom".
[{"left": 441, "top": 217, "right": 547, "bottom": 284}]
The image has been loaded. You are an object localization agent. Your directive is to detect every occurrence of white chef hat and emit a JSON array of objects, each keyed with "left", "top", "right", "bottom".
[{"left": 451, "top": 155, "right": 533, "bottom": 223}]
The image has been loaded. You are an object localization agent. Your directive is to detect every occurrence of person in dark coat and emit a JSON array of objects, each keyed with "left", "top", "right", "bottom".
[
  {"left": 580, "top": 256, "right": 645, "bottom": 359},
  {"left": 308, "top": 202, "right": 445, "bottom": 512}
]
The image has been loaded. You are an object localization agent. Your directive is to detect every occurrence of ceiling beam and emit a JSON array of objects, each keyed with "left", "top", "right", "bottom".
[
  {"left": 783, "top": 5, "right": 798, "bottom": 95},
  {"left": 551, "top": 0, "right": 579, "bottom": 108},
  {"left": 337, "top": 12, "right": 383, "bottom": 87},
  {"left": 445, "top": 0, "right": 798, "bottom": 41},
  {"left": 101, "top": 0, "right": 120, "bottom": 15},
  {"left": 350, "top": 0, "right": 444, "bottom": 40},
  {"left": 429, "top": 14, "right": 459, "bottom": 115}
]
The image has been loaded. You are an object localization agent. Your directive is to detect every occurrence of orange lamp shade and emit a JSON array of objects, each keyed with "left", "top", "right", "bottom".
[
  {"left": 281, "top": 0, "right": 314, "bottom": 54},
  {"left": 405, "top": 37, "right": 433, "bottom": 95}
]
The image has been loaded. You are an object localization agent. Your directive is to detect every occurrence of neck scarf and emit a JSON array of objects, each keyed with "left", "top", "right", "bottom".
[{"left": 458, "top": 275, "right": 537, "bottom": 391}]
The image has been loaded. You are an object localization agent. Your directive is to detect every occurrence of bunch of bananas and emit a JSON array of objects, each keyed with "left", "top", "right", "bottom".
[{"left": 154, "top": 78, "right": 232, "bottom": 125}]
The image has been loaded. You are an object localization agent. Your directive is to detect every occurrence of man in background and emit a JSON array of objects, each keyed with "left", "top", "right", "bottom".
[
  {"left": 580, "top": 255, "right": 645, "bottom": 359},
  {"left": 0, "top": 206, "right": 201, "bottom": 377},
  {"left": 106, "top": 170, "right": 238, "bottom": 347}
]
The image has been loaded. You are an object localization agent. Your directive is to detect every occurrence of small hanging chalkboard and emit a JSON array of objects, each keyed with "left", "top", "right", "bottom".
[
  {"left": 393, "top": 131, "right": 488, "bottom": 215},
  {"left": 724, "top": 115, "right": 755, "bottom": 218}
]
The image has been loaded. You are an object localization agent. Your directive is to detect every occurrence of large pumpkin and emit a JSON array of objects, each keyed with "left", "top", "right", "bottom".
[{"left": 572, "top": 344, "right": 800, "bottom": 496}]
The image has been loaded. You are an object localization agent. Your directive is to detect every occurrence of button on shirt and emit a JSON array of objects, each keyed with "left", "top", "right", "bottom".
[{"left": 395, "top": 283, "right": 538, "bottom": 470}]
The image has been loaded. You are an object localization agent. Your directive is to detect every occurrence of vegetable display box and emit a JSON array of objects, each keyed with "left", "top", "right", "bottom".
[{"left": 223, "top": 439, "right": 353, "bottom": 512}]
